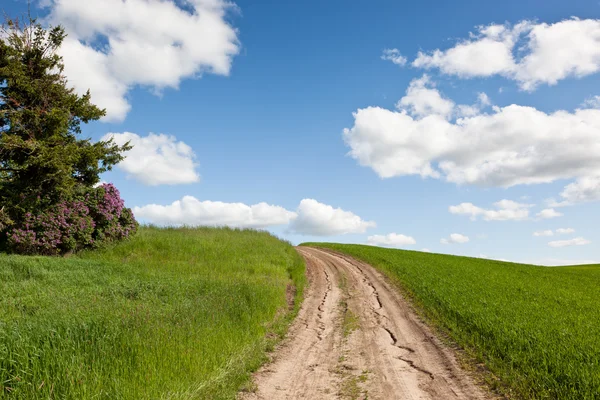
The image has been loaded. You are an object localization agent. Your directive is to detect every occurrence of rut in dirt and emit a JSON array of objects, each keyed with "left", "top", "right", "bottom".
[{"left": 240, "top": 247, "right": 489, "bottom": 400}]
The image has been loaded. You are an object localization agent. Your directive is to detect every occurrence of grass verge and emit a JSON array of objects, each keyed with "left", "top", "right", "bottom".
[
  {"left": 0, "top": 227, "right": 305, "bottom": 399},
  {"left": 303, "top": 243, "right": 600, "bottom": 399}
]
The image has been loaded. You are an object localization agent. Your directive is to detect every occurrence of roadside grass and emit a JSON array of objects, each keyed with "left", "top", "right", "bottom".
[
  {"left": 303, "top": 243, "right": 600, "bottom": 399},
  {"left": 0, "top": 227, "right": 305, "bottom": 399}
]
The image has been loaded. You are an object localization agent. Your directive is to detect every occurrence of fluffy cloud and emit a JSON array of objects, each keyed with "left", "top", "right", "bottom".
[
  {"left": 554, "top": 176, "right": 600, "bottom": 206},
  {"left": 556, "top": 228, "right": 575, "bottom": 235},
  {"left": 381, "top": 48, "right": 407, "bottom": 66},
  {"left": 343, "top": 78, "right": 600, "bottom": 191},
  {"left": 367, "top": 233, "right": 416, "bottom": 247},
  {"left": 582, "top": 95, "right": 600, "bottom": 109},
  {"left": 449, "top": 199, "right": 532, "bottom": 221},
  {"left": 396, "top": 75, "right": 454, "bottom": 119},
  {"left": 288, "top": 199, "right": 376, "bottom": 236},
  {"left": 440, "top": 233, "right": 469, "bottom": 244},
  {"left": 413, "top": 19, "right": 600, "bottom": 91},
  {"left": 134, "top": 197, "right": 375, "bottom": 235},
  {"left": 46, "top": 0, "right": 239, "bottom": 121},
  {"left": 133, "top": 196, "right": 297, "bottom": 228},
  {"left": 548, "top": 237, "right": 591, "bottom": 248},
  {"left": 533, "top": 228, "right": 575, "bottom": 236},
  {"left": 536, "top": 208, "right": 563, "bottom": 219},
  {"left": 102, "top": 132, "right": 200, "bottom": 186},
  {"left": 413, "top": 23, "right": 522, "bottom": 78}
]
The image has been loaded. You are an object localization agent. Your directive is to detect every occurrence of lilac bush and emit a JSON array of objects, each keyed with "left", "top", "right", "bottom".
[
  {"left": 88, "top": 183, "right": 138, "bottom": 244},
  {"left": 6, "top": 184, "right": 138, "bottom": 255}
]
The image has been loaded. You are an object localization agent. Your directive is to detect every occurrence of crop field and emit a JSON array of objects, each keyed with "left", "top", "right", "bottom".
[
  {"left": 303, "top": 243, "right": 600, "bottom": 399},
  {"left": 0, "top": 227, "right": 305, "bottom": 399}
]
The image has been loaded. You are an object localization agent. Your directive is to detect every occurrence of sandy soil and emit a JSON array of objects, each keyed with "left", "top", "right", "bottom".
[{"left": 240, "top": 247, "right": 489, "bottom": 400}]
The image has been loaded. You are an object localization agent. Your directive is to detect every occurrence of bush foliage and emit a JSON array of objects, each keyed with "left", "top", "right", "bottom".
[{"left": 7, "top": 184, "right": 137, "bottom": 255}]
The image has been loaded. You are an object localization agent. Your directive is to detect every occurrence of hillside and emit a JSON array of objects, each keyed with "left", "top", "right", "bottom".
[
  {"left": 302, "top": 243, "right": 600, "bottom": 399},
  {"left": 0, "top": 227, "right": 305, "bottom": 399}
]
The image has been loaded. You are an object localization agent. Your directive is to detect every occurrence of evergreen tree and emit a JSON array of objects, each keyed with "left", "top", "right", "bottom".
[
  {"left": 0, "top": 17, "right": 130, "bottom": 227},
  {"left": 0, "top": 17, "right": 136, "bottom": 253}
]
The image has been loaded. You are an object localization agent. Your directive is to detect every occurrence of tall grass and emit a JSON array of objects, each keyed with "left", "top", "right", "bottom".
[
  {"left": 0, "top": 227, "right": 305, "bottom": 399},
  {"left": 304, "top": 243, "right": 600, "bottom": 399}
]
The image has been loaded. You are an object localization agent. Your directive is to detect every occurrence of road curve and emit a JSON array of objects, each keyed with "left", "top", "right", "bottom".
[{"left": 240, "top": 247, "right": 488, "bottom": 400}]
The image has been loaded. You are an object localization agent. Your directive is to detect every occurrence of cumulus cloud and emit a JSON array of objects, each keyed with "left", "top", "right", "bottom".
[
  {"left": 440, "top": 233, "right": 469, "bottom": 244},
  {"left": 536, "top": 208, "right": 563, "bottom": 220},
  {"left": 548, "top": 237, "right": 591, "bottom": 248},
  {"left": 102, "top": 132, "right": 200, "bottom": 186},
  {"left": 553, "top": 176, "right": 600, "bottom": 206},
  {"left": 582, "top": 95, "right": 600, "bottom": 109},
  {"left": 413, "top": 23, "right": 522, "bottom": 78},
  {"left": 381, "top": 48, "right": 407, "bottom": 66},
  {"left": 289, "top": 199, "right": 376, "bottom": 236},
  {"left": 134, "top": 197, "right": 374, "bottom": 236},
  {"left": 449, "top": 199, "right": 532, "bottom": 221},
  {"left": 556, "top": 228, "right": 575, "bottom": 235},
  {"left": 396, "top": 75, "right": 455, "bottom": 119},
  {"left": 343, "top": 78, "right": 600, "bottom": 194},
  {"left": 133, "top": 196, "right": 297, "bottom": 228},
  {"left": 367, "top": 233, "right": 416, "bottom": 247},
  {"left": 533, "top": 228, "right": 575, "bottom": 236},
  {"left": 413, "top": 19, "right": 600, "bottom": 91},
  {"left": 46, "top": 0, "right": 240, "bottom": 121}
]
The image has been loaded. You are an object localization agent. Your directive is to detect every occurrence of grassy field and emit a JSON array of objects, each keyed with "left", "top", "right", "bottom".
[
  {"left": 303, "top": 243, "right": 600, "bottom": 399},
  {"left": 0, "top": 227, "right": 305, "bottom": 399}
]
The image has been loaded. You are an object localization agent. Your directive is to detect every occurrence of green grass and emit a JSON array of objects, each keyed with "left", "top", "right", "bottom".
[
  {"left": 303, "top": 243, "right": 600, "bottom": 399},
  {"left": 0, "top": 227, "right": 305, "bottom": 399}
]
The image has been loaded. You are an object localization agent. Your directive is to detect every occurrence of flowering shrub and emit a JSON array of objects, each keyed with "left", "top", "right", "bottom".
[
  {"left": 87, "top": 183, "right": 138, "bottom": 244},
  {"left": 6, "top": 184, "right": 138, "bottom": 255}
]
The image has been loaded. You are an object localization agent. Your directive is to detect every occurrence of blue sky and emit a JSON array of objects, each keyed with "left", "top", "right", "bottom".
[{"left": 4, "top": 0, "right": 600, "bottom": 265}]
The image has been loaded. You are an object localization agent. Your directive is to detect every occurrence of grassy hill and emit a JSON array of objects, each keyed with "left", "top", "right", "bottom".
[
  {"left": 303, "top": 243, "right": 600, "bottom": 399},
  {"left": 0, "top": 227, "right": 305, "bottom": 399}
]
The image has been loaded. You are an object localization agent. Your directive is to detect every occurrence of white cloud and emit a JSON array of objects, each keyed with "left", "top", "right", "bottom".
[
  {"left": 516, "top": 19, "right": 600, "bottom": 90},
  {"left": 534, "top": 228, "right": 575, "bottom": 236},
  {"left": 134, "top": 197, "right": 375, "bottom": 236},
  {"left": 555, "top": 176, "right": 600, "bottom": 206},
  {"left": 344, "top": 80, "right": 600, "bottom": 189},
  {"left": 449, "top": 199, "right": 532, "bottom": 221},
  {"left": 367, "top": 233, "right": 416, "bottom": 247},
  {"left": 413, "top": 19, "right": 600, "bottom": 91},
  {"left": 477, "top": 92, "right": 491, "bottom": 107},
  {"left": 421, "top": 248, "right": 431, "bottom": 252},
  {"left": 133, "top": 196, "right": 297, "bottom": 228},
  {"left": 381, "top": 48, "right": 407, "bottom": 66},
  {"left": 548, "top": 237, "right": 591, "bottom": 248},
  {"left": 582, "top": 95, "right": 600, "bottom": 109},
  {"left": 479, "top": 254, "right": 511, "bottom": 262},
  {"left": 413, "top": 23, "right": 520, "bottom": 78},
  {"left": 47, "top": 0, "right": 239, "bottom": 121},
  {"left": 526, "top": 258, "right": 598, "bottom": 266},
  {"left": 556, "top": 228, "right": 575, "bottom": 235},
  {"left": 536, "top": 208, "right": 563, "bottom": 219},
  {"left": 289, "top": 199, "right": 376, "bottom": 236},
  {"left": 102, "top": 132, "right": 200, "bottom": 186},
  {"left": 396, "top": 75, "right": 455, "bottom": 119},
  {"left": 440, "top": 233, "right": 469, "bottom": 244}
]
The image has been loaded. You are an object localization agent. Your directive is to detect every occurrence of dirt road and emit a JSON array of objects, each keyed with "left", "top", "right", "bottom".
[{"left": 241, "top": 247, "right": 488, "bottom": 400}]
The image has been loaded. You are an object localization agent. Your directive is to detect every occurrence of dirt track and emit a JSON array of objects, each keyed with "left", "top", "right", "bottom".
[{"left": 240, "top": 247, "right": 488, "bottom": 400}]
